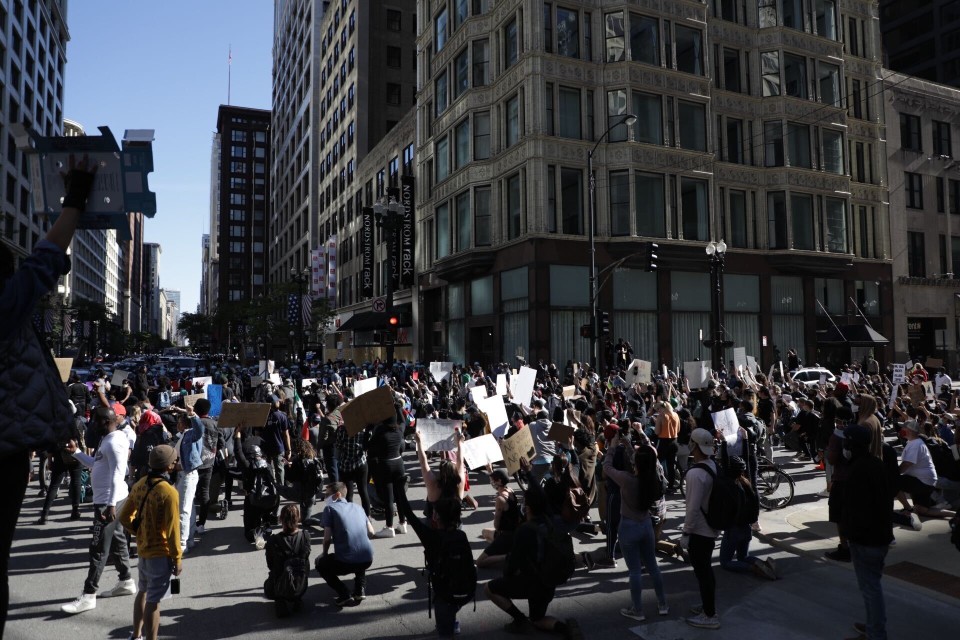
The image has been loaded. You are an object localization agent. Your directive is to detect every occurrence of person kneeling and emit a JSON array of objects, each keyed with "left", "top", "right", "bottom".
[
  {"left": 264, "top": 504, "right": 311, "bottom": 617},
  {"left": 315, "top": 482, "right": 375, "bottom": 607}
]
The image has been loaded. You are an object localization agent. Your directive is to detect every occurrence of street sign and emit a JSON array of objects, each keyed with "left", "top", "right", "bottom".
[{"left": 372, "top": 297, "right": 386, "bottom": 313}]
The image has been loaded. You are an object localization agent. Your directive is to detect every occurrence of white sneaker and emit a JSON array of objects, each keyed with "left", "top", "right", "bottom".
[
  {"left": 909, "top": 512, "right": 923, "bottom": 531},
  {"left": 394, "top": 522, "right": 408, "bottom": 535},
  {"left": 686, "top": 612, "right": 721, "bottom": 629},
  {"left": 375, "top": 526, "right": 396, "bottom": 538},
  {"left": 816, "top": 490, "right": 830, "bottom": 498},
  {"left": 61, "top": 593, "right": 96, "bottom": 614},
  {"left": 658, "top": 602, "right": 670, "bottom": 616},
  {"left": 254, "top": 527, "right": 266, "bottom": 550},
  {"left": 620, "top": 607, "right": 645, "bottom": 622},
  {"left": 102, "top": 578, "right": 137, "bottom": 597}
]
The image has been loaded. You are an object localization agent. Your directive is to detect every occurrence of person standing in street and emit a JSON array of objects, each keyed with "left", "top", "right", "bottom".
[
  {"left": 263, "top": 395, "right": 292, "bottom": 486},
  {"left": 172, "top": 405, "right": 204, "bottom": 554},
  {"left": 841, "top": 425, "right": 893, "bottom": 640},
  {"left": 61, "top": 406, "right": 136, "bottom": 615},
  {"left": 119, "top": 444, "right": 182, "bottom": 640},
  {"left": 192, "top": 398, "right": 225, "bottom": 539},
  {"left": 683, "top": 428, "right": 721, "bottom": 630}
]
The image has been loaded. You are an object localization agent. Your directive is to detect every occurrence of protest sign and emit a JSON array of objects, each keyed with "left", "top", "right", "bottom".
[
  {"left": 892, "top": 364, "right": 906, "bottom": 385},
  {"left": 746, "top": 356, "right": 758, "bottom": 375},
  {"left": 684, "top": 361, "right": 711, "bottom": 389},
  {"left": 218, "top": 403, "right": 271, "bottom": 429},
  {"left": 923, "top": 381, "right": 935, "bottom": 401},
  {"left": 547, "top": 422, "right": 576, "bottom": 443},
  {"left": 192, "top": 376, "right": 213, "bottom": 390},
  {"left": 511, "top": 366, "right": 538, "bottom": 408},
  {"left": 429, "top": 361, "right": 454, "bottom": 382},
  {"left": 301, "top": 378, "right": 317, "bottom": 388},
  {"left": 353, "top": 376, "right": 377, "bottom": 398},
  {"left": 469, "top": 384, "right": 488, "bottom": 404},
  {"left": 562, "top": 385, "right": 578, "bottom": 399},
  {"left": 624, "top": 359, "right": 652, "bottom": 386},
  {"left": 733, "top": 348, "right": 747, "bottom": 373},
  {"left": 54, "top": 358, "right": 72, "bottom": 383},
  {"left": 852, "top": 372, "right": 860, "bottom": 384},
  {"left": 908, "top": 384, "right": 925, "bottom": 406},
  {"left": 340, "top": 385, "right": 396, "bottom": 436},
  {"left": 927, "top": 357, "right": 943, "bottom": 370},
  {"left": 477, "top": 395, "right": 509, "bottom": 438},
  {"left": 712, "top": 408, "right": 739, "bottom": 446},
  {"left": 840, "top": 372, "right": 852, "bottom": 385},
  {"left": 182, "top": 393, "right": 206, "bottom": 409},
  {"left": 496, "top": 374, "right": 508, "bottom": 396},
  {"left": 819, "top": 374, "right": 827, "bottom": 386},
  {"left": 258, "top": 360, "right": 275, "bottom": 376},
  {"left": 206, "top": 384, "right": 223, "bottom": 417},
  {"left": 111, "top": 370, "right": 130, "bottom": 387},
  {"left": 269, "top": 373, "right": 282, "bottom": 384},
  {"left": 416, "top": 419, "right": 461, "bottom": 452},
  {"left": 888, "top": 385, "right": 898, "bottom": 410},
  {"left": 499, "top": 427, "right": 536, "bottom": 475},
  {"left": 461, "top": 434, "right": 504, "bottom": 470}
]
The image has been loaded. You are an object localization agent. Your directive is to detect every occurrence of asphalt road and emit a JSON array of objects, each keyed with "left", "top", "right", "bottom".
[{"left": 7, "top": 448, "right": 958, "bottom": 640}]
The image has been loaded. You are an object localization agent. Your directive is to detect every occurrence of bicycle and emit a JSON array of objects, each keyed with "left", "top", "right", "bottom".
[{"left": 678, "top": 455, "right": 795, "bottom": 510}]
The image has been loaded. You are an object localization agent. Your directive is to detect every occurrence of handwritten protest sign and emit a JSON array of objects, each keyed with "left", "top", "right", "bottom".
[
  {"left": 112, "top": 370, "right": 130, "bottom": 386},
  {"left": 258, "top": 360, "right": 275, "bottom": 376},
  {"left": 927, "top": 357, "right": 943, "bottom": 370},
  {"left": 840, "top": 372, "right": 852, "bottom": 385},
  {"left": 684, "top": 361, "right": 711, "bottom": 389},
  {"left": 54, "top": 358, "right": 73, "bottom": 383},
  {"left": 496, "top": 374, "right": 508, "bottom": 396},
  {"left": 269, "top": 373, "right": 282, "bottom": 385},
  {"left": 499, "top": 427, "right": 535, "bottom": 475},
  {"left": 429, "top": 361, "right": 454, "bottom": 382},
  {"left": 461, "top": 434, "right": 504, "bottom": 470},
  {"left": 512, "top": 366, "right": 538, "bottom": 408},
  {"left": 417, "top": 419, "right": 460, "bottom": 452},
  {"left": 340, "top": 385, "right": 396, "bottom": 436},
  {"left": 182, "top": 393, "right": 206, "bottom": 409},
  {"left": 477, "top": 395, "right": 509, "bottom": 438},
  {"left": 733, "top": 348, "right": 747, "bottom": 373},
  {"left": 548, "top": 422, "right": 576, "bottom": 443},
  {"left": 301, "top": 378, "right": 317, "bottom": 388},
  {"left": 892, "top": 364, "right": 906, "bottom": 385},
  {"left": 908, "top": 384, "right": 925, "bottom": 406},
  {"left": 624, "top": 359, "right": 651, "bottom": 386},
  {"left": 353, "top": 377, "right": 377, "bottom": 398},
  {"left": 746, "top": 355, "right": 758, "bottom": 375},
  {"left": 888, "top": 385, "right": 898, "bottom": 410},
  {"left": 712, "top": 408, "right": 739, "bottom": 446},
  {"left": 218, "top": 403, "right": 271, "bottom": 429},
  {"left": 562, "top": 385, "right": 578, "bottom": 399}
]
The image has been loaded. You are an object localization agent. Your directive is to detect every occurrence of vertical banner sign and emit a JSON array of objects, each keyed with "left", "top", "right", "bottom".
[
  {"left": 400, "top": 175, "right": 416, "bottom": 288},
  {"left": 326, "top": 235, "right": 338, "bottom": 309},
  {"left": 361, "top": 207, "right": 374, "bottom": 298},
  {"left": 388, "top": 186, "right": 401, "bottom": 291},
  {"left": 310, "top": 248, "right": 324, "bottom": 296}
]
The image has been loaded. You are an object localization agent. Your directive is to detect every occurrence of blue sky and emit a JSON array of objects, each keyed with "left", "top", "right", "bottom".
[{"left": 64, "top": 1, "right": 274, "bottom": 315}]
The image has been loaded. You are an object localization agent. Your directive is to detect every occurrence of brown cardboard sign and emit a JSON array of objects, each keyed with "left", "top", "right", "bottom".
[
  {"left": 548, "top": 421, "right": 576, "bottom": 442},
  {"left": 182, "top": 393, "right": 206, "bottom": 409},
  {"left": 340, "top": 385, "right": 396, "bottom": 436},
  {"left": 907, "top": 384, "right": 925, "bottom": 407},
  {"left": 54, "top": 358, "right": 73, "bottom": 383},
  {"left": 217, "top": 403, "right": 272, "bottom": 429},
  {"left": 499, "top": 426, "right": 536, "bottom": 475}
]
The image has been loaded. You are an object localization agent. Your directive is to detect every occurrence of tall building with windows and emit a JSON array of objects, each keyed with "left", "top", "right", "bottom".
[
  {"left": 0, "top": 0, "right": 69, "bottom": 263},
  {"left": 879, "top": 0, "right": 960, "bottom": 86},
  {"left": 215, "top": 105, "right": 271, "bottom": 308},
  {"left": 415, "top": 0, "right": 890, "bottom": 369},
  {"left": 142, "top": 242, "right": 162, "bottom": 336},
  {"left": 271, "top": 0, "right": 417, "bottom": 287}
]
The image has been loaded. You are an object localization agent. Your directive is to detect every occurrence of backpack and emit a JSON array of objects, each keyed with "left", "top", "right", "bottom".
[
  {"left": 535, "top": 520, "right": 576, "bottom": 587},
  {"left": 249, "top": 461, "right": 280, "bottom": 510},
  {"left": 429, "top": 529, "right": 477, "bottom": 607},
  {"left": 692, "top": 461, "right": 746, "bottom": 531},
  {"left": 560, "top": 486, "right": 591, "bottom": 524},
  {"left": 274, "top": 533, "right": 309, "bottom": 599},
  {"left": 636, "top": 452, "right": 666, "bottom": 511},
  {"left": 921, "top": 436, "right": 960, "bottom": 481}
]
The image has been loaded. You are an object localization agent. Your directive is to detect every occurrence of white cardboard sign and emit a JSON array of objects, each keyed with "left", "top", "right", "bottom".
[
  {"left": 511, "top": 366, "right": 538, "bottom": 408},
  {"left": 733, "top": 348, "right": 747, "bottom": 373},
  {"left": 496, "top": 374, "right": 508, "bottom": 396},
  {"left": 469, "top": 384, "right": 488, "bottom": 404},
  {"left": 477, "top": 395, "right": 510, "bottom": 438},
  {"left": 892, "top": 364, "right": 906, "bottom": 385},
  {"left": 461, "top": 434, "right": 504, "bottom": 470},
  {"left": 416, "top": 419, "right": 461, "bottom": 452},
  {"left": 624, "top": 359, "right": 652, "bottom": 386},
  {"left": 712, "top": 408, "right": 739, "bottom": 446},
  {"left": 429, "top": 361, "right": 454, "bottom": 382},
  {"left": 353, "top": 376, "right": 377, "bottom": 398},
  {"left": 684, "top": 361, "right": 711, "bottom": 389},
  {"left": 111, "top": 370, "right": 130, "bottom": 387}
]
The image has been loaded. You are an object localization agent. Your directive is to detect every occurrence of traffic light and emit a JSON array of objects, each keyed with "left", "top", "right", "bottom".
[
  {"left": 597, "top": 310, "right": 611, "bottom": 336},
  {"left": 644, "top": 242, "right": 658, "bottom": 272},
  {"left": 580, "top": 324, "right": 593, "bottom": 339},
  {"left": 388, "top": 315, "right": 399, "bottom": 326}
]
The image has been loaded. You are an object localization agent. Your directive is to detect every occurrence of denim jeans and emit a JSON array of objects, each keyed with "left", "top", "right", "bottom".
[
  {"left": 618, "top": 516, "right": 666, "bottom": 611},
  {"left": 176, "top": 469, "right": 199, "bottom": 551},
  {"left": 849, "top": 543, "right": 888, "bottom": 640},
  {"left": 719, "top": 524, "right": 760, "bottom": 573}
]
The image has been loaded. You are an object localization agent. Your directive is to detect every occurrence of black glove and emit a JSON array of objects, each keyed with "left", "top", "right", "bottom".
[{"left": 62, "top": 168, "right": 96, "bottom": 211}]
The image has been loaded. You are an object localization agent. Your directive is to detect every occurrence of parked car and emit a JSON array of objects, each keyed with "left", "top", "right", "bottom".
[{"left": 790, "top": 367, "right": 836, "bottom": 388}]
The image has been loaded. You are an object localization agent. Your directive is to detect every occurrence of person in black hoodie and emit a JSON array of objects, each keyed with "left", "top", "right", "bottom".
[
  {"left": 367, "top": 409, "right": 408, "bottom": 539},
  {"left": 263, "top": 504, "right": 311, "bottom": 617},
  {"left": 841, "top": 424, "right": 893, "bottom": 640}
]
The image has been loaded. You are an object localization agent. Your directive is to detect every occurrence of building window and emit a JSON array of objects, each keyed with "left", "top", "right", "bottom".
[
  {"left": 678, "top": 101, "right": 706, "bottom": 152},
  {"left": 560, "top": 167, "right": 583, "bottom": 234},
  {"left": 558, "top": 87, "right": 581, "bottom": 139},
  {"left": 784, "top": 53, "right": 807, "bottom": 98},
  {"left": 729, "top": 189, "right": 748, "bottom": 247},
  {"left": 824, "top": 197, "right": 847, "bottom": 253},
  {"left": 606, "top": 89, "right": 628, "bottom": 142},
  {"left": 456, "top": 190, "right": 471, "bottom": 252},
  {"left": 435, "top": 71, "right": 448, "bottom": 116},
  {"left": 636, "top": 172, "right": 666, "bottom": 237},
  {"left": 787, "top": 122, "right": 811, "bottom": 168},
  {"left": 435, "top": 7, "right": 448, "bottom": 53},
  {"left": 454, "top": 49, "right": 469, "bottom": 98},
  {"left": 761, "top": 51, "right": 781, "bottom": 96},
  {"left": 908, "top": 231, "right": 926, "bottom": 277},
  {"left": 386, "top": 83, "right": 401, "bottom": 105},
  {"left": 387, "top": 9, "right": 401, "bottom": 31},
  {"left": 726, "top": 118, "right": 744, "bottom": 164},
  {"left": 823, "top": 129, "right": 844, "bottom": 174},
  {"left": 768, "top": 191, "right": 787, "bottom": 249},
  {"left": 455, "top": 119, "right": 470, "bottom": 169},
  {"left": 721, "top": 48, "right": 741, "bottom": 92},
  {"left": 505, "top": 94, "right": 520, "bottom": 146},
  {"left": 630, "top": 13, "right": 659, "bottom": 65},
  {"left": 507, "top": 173, "right": 522, "bottom": 239},
  {"left": 764, "top": 121, "right": 784, "bottom": 167},
  {"left": 632, "top": 92, "right": 662, "bottom": 145},
  {"left": 950, "top": 179, "right": 960, "bottom": 214},
  {"left": 933, "top": 120, "right": 952, "bottom": 157},
  {"left": 436, "top": 202, "right": 450, "bottom": 259},
  {"left": 900, "top": 113, "right": 922, "bottom": 152},
  {"left": 609, "top": 170, "right": 630, "bottom": 236},
  {"left": 387, "top": 46, "right": 401, "bottom": 68},
  {"left": 472, "top": 39, "right": 489, "bottom": 86},
  {"left": 504, "top": 18, "right": 518, "bottom": 68},
  {"left": 436, "top": 136, "right": 450, "bottom": 182},
  {"left": 782, "top": 0, "right": 803, "bottom": 29},
  {"left": 791, "top": 194, "right": 814, "bottom": 250},
  {"left": 605, "top": 11, "right": 625, "bottom": 62},
  {"left": 681, "top": 178, "right": 708, "bottom": 241},
  {"left": 818, "top": 62, "right": 840, "bottom": 106},
  {"left": 905, "top": 172, "right": 924, "bottom": 209},
  {"left": 675, "top": 25, "right": 703, "bottom": 75},
  {"left": 816, "top": 0, "right": 838, "bottom": 39},
  {"left": 454, "top": 0, "right": 469, "bottom": 29},
  {"left": 475, "top": 186, "right": 491, "bottom": 246},
  {"left": 473, "top": 111, "right": 491, "bottom": 159}
]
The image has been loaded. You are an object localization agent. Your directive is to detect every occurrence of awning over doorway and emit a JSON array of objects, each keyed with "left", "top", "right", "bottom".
[
  {"left": 337, "top": 303, "right": 412, "bottom": 332},
  {"left": 817, "top": 324, "right": 889, "bottom": 345}
]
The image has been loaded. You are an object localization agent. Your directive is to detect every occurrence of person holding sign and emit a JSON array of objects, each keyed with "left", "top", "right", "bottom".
[{"left": 654, "top": 401, "right": 680, "bottom": 492}]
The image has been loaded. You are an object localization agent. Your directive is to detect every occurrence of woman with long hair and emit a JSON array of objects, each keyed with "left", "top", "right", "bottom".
[
  {"left": 367, "top": 409, "right": 409, "bottom": 538},
  {"left": 414, "top": 427, "right": 465, "bottom": 529},
  {"left": 286, "top": 439, "right": 323, "bottom": 520},
  {"left": 476, "top": 469, "right": 521, "bottom": 567},
  {"left": 263, "top": 504, "right": 311, "bottom": 617},
  {"left": 856, "top": 394, "right": 883, "bottom": 459},
  {"left": 655, "top": 401, "right": 680, "bottom": 492}
]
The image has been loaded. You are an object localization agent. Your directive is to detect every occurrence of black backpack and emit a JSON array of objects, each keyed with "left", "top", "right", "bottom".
[
  {"left": 250, "top": 461, "right": 280, "bottom": 511},
  {"left": 636, "top": 450, "right": 666, "bottom": 510},
  {"left": 920, "top": 436, "right": 960, "bottom": 481},
  {"left": 429, "top": 529, "right": 477, "bottom": 607},
  {"left": 693, "top": 461, "right": 746, "bottom": 531},
  {"left": 274, "top": 533, "right": 309, "bottom": 599},
  {"left": 535, "top": 520, "right": 576, "bottom": 587}
]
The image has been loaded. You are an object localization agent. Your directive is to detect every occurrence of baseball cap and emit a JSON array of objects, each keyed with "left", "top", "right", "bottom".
[
  {"left": 690, "top": 428, "right": 716, "bottom": 456},
  {"left": 902, "top": 419, "right": 920, "bottom": 433},
  {"left": 148, "top": 444, "right": 178, "bottom": 470}
]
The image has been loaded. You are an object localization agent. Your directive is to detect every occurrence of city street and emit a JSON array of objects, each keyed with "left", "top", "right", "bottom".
[{"left": 7, "top": 449, "right": 958, "bottom": 640}]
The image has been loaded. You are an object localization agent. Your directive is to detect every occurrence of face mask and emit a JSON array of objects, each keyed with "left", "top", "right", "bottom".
[{"left": 842, "top": 448, "right": 853, "bottom": 461}]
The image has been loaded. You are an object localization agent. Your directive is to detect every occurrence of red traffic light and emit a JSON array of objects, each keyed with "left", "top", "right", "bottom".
[{"left": 389, "top": 316, "right": 399, "bottom": 326}]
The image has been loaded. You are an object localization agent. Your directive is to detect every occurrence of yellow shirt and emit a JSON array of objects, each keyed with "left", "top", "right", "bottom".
[{"left": 119, "top": 475, "right": 181, "bottom": 562}]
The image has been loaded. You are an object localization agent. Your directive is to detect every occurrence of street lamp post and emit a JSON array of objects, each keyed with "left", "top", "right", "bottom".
[
  {"left": 290, "top": 267, "right": 310, "bottom": 370},
  {"left": 373, "top": 195, "right": 402, "bottom": 367},
  {"left": 588, "top": 113, "right": 637, "bottom": 371},
  {"left": 702, "top": 240, "right": 732, "bottom": 373}
]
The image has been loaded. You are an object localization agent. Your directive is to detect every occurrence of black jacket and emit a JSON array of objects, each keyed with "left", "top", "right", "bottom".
[{"left": 840, "top": 453, "right": 893, "bottom": 546}]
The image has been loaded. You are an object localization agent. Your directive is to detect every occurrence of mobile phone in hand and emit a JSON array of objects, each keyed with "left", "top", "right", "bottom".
[{"left": 170, "top": 577, "right": 180, "bottom": 595}]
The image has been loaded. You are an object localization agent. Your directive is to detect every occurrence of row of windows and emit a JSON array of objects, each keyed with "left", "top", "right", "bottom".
[
  {"left": 906, "top": 231, "right": 960, "bottom": 279},
  {"left": 904, "top": 172, "right": 960, "bottom": 212},
  {"left": 900, "top": 113, "right": 954, "bottom": 157},
  {"left": 434, "top": 1, "right": 493, "bottom": 54}
]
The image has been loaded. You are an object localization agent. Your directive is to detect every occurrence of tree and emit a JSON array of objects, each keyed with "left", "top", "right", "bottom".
[{"left": 178, "top": 312, "right": 215, "bottom": 348}]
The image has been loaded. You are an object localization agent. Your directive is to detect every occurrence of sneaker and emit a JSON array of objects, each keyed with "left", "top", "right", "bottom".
[
  {"left": 824, "top": 546, "right": 851, "bottom": 562},
  {"left": 689, "top": 604, "right": 703, "bottom": 616},
  {"left": 35, "top": 516, "right": 46, "bottom": 525},
  {"left": 374, "top": 526, "right": 395, "bottom": 538},
  {"left": 816, "top": 489, "right": 830, "bottom": 498},
  {"left": 686, "top": 612, "right": 721, "bottom": 629},
  {"left": 620, "top": 607, "right": 646, "bottom": 622},
  {"left": 395, "top": 522, "right": 408, "bottom": 535},
  {"left": 580, "top": 551, "right": 596, "bottom": 570},
  {"left": 127, "top": 634, "right": 144, "bottom": 640},
  {"left": 453, "top": 619, "right": 461, "bottom": 635},
  {"left": 38, "top": 488, "right": 47, "bottom": 497},
  {"left": 750, "top": 521, "right": 763, "bottom": 533},
  {"left": 352, "top": 589, "right": 366, "bottom": 603},
  {"left": 70, "top": 510, "right": 82, "bottom": 520},
  {"left": 334, "top": 594, "right": 354, "bottom": 607},
  {"left": 909, "top": 512, "right": 923, "bottom": 531},
  {"left": 752, "top": 560, "right": 777, "bottom": 581},
  {"left": 594, "top": 557, "right": 618, "bottom": 569},
  {"left": 254, "top": 528, "right": 267, "bottom": 551},
  {"left": 61, "top": 593, "right": 96, "bottom": 614},
  {"left": 195, "top": 524, "right": 206, "bottom": 535},
  {"left": 102, "top": 578, "right": 137, "bottom": 597},
  {"left": 658, "top": 603, "right": 670, "bottom": 616}
]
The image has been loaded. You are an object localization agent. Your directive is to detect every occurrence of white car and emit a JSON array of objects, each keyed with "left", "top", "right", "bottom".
[{"left": 790, "top": 367, "right": 836, "bottom": 388}]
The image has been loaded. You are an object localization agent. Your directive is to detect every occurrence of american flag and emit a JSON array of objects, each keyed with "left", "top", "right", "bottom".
[
  {"left": 62, "top": 312, "right": 73, "bottom": 339},
  {"left": 302, "top": 293, "right": 313, "bottom": 327},
  {"left": 43, "top": 309, "right": 55, "bottom": 333},
  {"left": 287, "top": 294, "right": 299, "bottom": 326}
]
